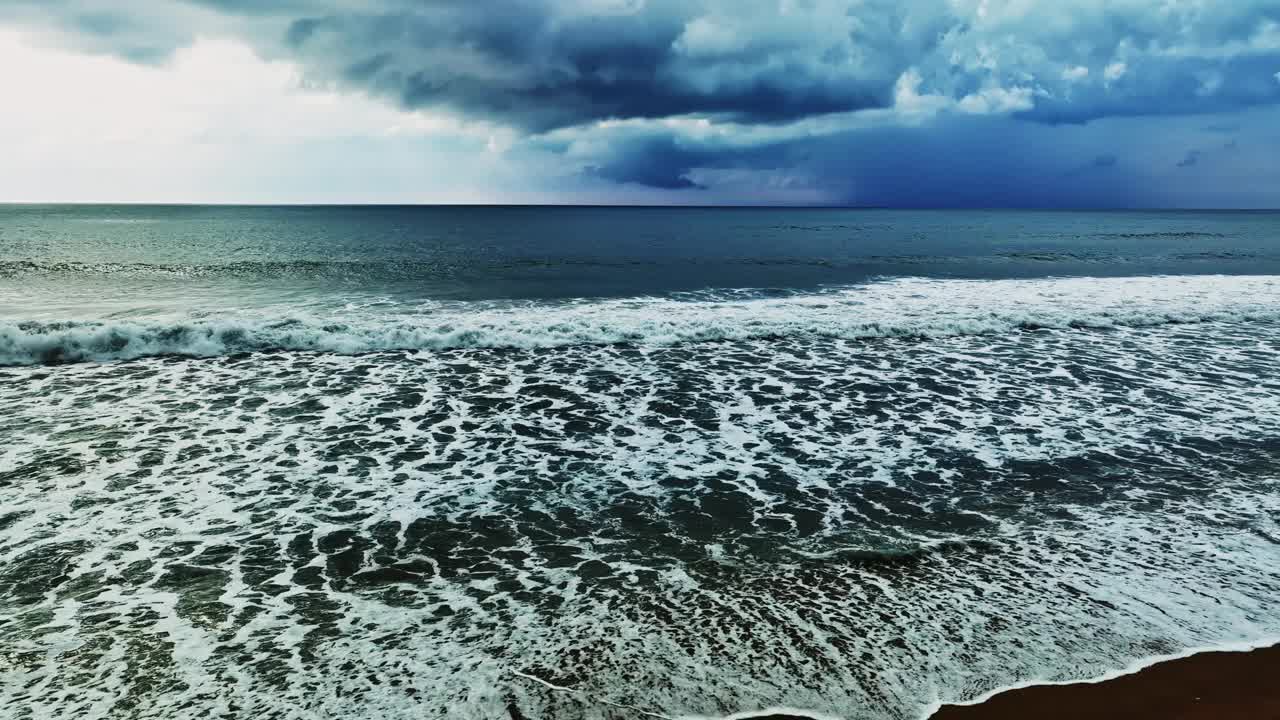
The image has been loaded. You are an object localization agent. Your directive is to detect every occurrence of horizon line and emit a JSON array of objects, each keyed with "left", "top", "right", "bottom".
[{"left": 2, "top": 202, "right": 1278, "bottom": 212}]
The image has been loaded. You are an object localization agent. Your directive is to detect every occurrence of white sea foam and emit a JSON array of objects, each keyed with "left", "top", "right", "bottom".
[
  {"left": 688, "top": 708, "right": 844, "bottom": 720},
  {"left": 3, "top": 273, "right": 1280, "bottom": 720},
  {"left": 915, "top": 635, "right": 1280, "bottom": 720},
  {"left": 3, "top": 274, "right": 1280, "bottom": 365}
]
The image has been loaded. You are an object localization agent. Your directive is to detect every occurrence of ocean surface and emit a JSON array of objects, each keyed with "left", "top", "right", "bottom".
[{"left": 2, "top": 205, "right": 1280, "bottom": 720}]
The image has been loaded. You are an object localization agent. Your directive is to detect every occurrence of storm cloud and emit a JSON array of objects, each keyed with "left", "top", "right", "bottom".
[{"left": 5, "top": 0, "right": 1280, "bottom": 203}]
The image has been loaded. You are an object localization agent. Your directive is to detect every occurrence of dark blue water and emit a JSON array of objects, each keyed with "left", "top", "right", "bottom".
[
  {"left": 4, "top": 205, "right": 1279, "bottom": 304},
  {"left": 2, "top": 206, "right": 1280, "bottom": 720}
]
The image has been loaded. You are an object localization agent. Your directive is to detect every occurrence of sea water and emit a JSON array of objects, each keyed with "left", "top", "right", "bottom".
[{"left": 2, "top": 206, "right": 1279, "bottom": 719}]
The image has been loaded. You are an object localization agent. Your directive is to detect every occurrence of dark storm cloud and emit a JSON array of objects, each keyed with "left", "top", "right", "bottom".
[
  {"left": 268, "top": 0, "right": 910, "bottom": 131},
  {"left": 560, "top": 106, "right": 1280, "bottom": 206},
  {"left": 11, "top": 1, "right": 1279, "bottom": 132},
  {"left": 4, "top": 0, "right": 1280, "bottom": 204},
  {"left": 582, "top": 134, "right": 716, "bottom": 189},
  {"left": 294, "top": 1, "right": 1280, "bottom": 131},
  {"left": 1061, "top": 153, "right": 1120, "bottom": 178},
  {"left": 560, "top": 127, "right": 818, "bottom": 191},
  {"left": 272, "top": 0, "right": 1280, "bottom": 131},
  {"left": 1023, "top": 54, "right": 1280, "bottom": 125}
]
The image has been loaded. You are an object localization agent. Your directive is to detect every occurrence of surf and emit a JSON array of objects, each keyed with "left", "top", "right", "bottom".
[{"left": 3, "top": 274, "right": 1280, "bottom": 366}]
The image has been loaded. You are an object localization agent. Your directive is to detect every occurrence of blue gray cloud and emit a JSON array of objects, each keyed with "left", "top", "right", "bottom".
[
  {"left": 5, "top": 0, "right": 1280, "bottom": 203},
  {"left": 15, "top": 1, "right": 1280, "bottom": 127}
]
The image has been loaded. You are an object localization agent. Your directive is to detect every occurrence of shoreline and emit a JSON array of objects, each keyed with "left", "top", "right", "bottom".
[
  {"left": 927, "top": 641, "right": 1280, "bottom": 720},
  {"left": 700, "top": 639, "right": 1280, "bottom": 720}
]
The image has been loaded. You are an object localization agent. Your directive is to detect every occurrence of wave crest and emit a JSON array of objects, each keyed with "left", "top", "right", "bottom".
[{"left": 3, "top": 275, "right": 1279, "bottom": 366}]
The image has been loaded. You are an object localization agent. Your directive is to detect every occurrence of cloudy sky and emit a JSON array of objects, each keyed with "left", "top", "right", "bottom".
[{"left": 2, "top": 0, "right": 1279, "bottom": 206}]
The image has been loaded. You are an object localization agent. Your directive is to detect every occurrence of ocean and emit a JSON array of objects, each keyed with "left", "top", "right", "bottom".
[{"left": 2, "top": 205, "right": 1279, "bottom": 720}]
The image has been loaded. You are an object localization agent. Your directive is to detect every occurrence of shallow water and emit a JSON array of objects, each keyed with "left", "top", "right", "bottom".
[{"left": 2, "top": 207, "right": 1279, "bottom": 719}]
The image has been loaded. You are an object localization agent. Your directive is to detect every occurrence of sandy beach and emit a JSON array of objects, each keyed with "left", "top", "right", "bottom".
[{"left": 929, "top": 644, "right": 1280, "bottom": 720}]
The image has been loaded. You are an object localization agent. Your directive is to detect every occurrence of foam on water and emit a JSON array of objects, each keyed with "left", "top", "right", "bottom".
[
  {"left": 2, "top": 274, "right": 1280, "bottom": 719},
  {"left": 3, "top": 274, "right": 1280, "bottom": 366},
  {"left": 916, "top": 635, "right": 1280, "bottom": 718}
]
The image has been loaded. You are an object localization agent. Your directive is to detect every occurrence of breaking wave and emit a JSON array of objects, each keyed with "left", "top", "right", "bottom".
[{"left": 3, "top": 274, "right": 1279, "bottom": 366}]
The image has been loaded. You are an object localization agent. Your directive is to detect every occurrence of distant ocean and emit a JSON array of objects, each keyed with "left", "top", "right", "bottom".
[{"left": 3, "top": 205, "right": 1280, "bottom": 720}]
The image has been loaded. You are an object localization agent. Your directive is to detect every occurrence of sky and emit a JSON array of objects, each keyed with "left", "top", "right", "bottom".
[{"left": 1, "top": 0, "right": 1279, "bottom": 206}]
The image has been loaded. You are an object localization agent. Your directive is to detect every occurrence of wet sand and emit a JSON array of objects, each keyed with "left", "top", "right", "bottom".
[
  {"left": 929, "top": 644, "right": 1280, "bottom": 720},
  {"left": 523, "top": 645, "right": 1280, "bottom": 720}
]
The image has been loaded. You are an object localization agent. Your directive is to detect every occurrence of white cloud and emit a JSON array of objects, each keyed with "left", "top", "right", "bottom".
[
  {"left": 0, "top": 31, "right": 491, "bottom": 147},
  {"left": 1062, "top": 65, "right": 1089, "bottom": 81},
  {"left": 957, "top": 85, "right": 1035, "bottom": 114},
  {"left": 673, "top": 17, "right": 745, "bottom": 57},
  {"left": 1104, "top": 61, "right": 1128, "bottom": 83},
  {"left": 0, "top": 31, "right": 512, "bottom": 202},
  {"left": 892, "top": 68, "right": 952, "bottom": 116},
  {"left": 890, "top": 70, "right": 1033, "bottom": 117}
]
